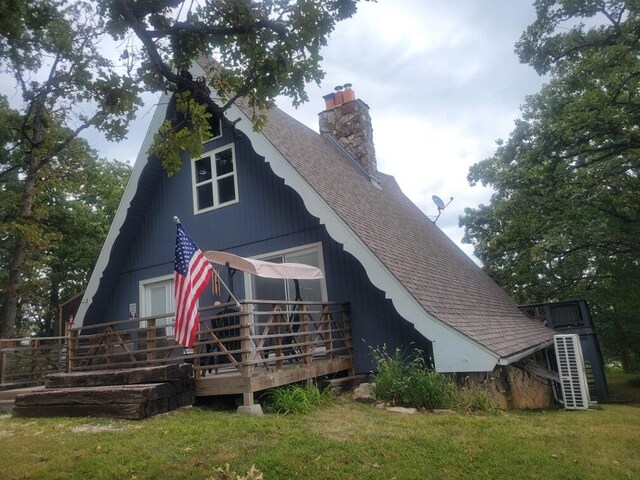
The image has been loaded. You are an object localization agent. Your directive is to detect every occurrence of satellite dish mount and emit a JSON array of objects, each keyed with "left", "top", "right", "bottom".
[{"left": 431, "top": 195, "right": 453, "bottom": 224}]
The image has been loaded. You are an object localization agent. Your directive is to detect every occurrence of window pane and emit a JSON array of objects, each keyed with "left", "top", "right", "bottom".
[
  {"left": 215, "top": 149, "right": 234, "bottom": 176},
  {"left": 148, "top": 285, "right": 168, "bottom": 316},
  {"left": 195, "top": 157, "right": 212, "bottom": 183},
  {"left": 285, "top": 251, "right": 322, "bottom": 304},
  {"left": 286, "top": 250, "right": 320, "bottom": 268},
  {"left": 210, "top": 118, "right": 221, "bottom": 138},
  {"left": 197, "top": 183, "right": 214, "bottom": 210},
  {"left": 218, "top": 176, "right": 236, "bottom": 204},
  {"left": 145, "top": 280, "right": 174, "bottom": 335}
]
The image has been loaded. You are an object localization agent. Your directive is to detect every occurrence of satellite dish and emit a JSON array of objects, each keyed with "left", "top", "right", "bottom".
[
  {"left": 430, "top": 195, "right": 454, "bottom": 225},
  {"left": 432, "top": 195, "right": 446, "bottom": 210}
]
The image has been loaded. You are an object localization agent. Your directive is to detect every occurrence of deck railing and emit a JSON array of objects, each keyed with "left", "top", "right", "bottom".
[
  {"left": 67, "top": 300, "right": 352, "bottom": 378},
  {"left": 0, "top": 301, "right": 352, "bottom": 393},
  {"left": 0, "top": 337, "right": 67, "bottom": 388}
]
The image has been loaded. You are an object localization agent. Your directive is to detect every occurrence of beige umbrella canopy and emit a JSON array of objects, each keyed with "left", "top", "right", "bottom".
[{"left": 204, "top": 251, "right": 323, "bottom": 280}]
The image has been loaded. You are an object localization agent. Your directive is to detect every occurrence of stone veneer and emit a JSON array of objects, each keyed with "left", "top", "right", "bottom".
[{"left": 318, "top": 99, "right": 377, "bottom": 175}]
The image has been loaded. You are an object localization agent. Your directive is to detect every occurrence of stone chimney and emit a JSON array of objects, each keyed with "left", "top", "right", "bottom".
[{"left": 319, "top": 84, "right": 377, "bottom": 175}]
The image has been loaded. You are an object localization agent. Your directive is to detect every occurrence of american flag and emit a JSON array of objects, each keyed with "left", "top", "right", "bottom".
[{"left": 174, "top": 224, "right": 212, "bottom": 348}]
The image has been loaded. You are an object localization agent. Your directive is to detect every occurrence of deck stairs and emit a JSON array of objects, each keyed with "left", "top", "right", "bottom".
[{"left": 13, "top": 364, "right": 194, "bottom": 420}]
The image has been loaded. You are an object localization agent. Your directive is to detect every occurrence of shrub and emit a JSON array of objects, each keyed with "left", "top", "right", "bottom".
[
  {"left": 628, "top": 376, "right": 640, "bottom": 388},
  {"left": 371, "top": 346, "right": 459, "bottom": 410},
  {"left": 264, "top": 383, "right": 330, "bottom": 415}
]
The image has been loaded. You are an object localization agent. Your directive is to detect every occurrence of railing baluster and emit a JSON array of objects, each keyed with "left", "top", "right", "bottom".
[{"left": 147, "top": 318, "right": 156, "bottom": 362}]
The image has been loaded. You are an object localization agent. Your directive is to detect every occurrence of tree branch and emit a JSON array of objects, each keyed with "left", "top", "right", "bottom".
[{"left": 148, "top": 18, "right": 287, "bottom": 38}]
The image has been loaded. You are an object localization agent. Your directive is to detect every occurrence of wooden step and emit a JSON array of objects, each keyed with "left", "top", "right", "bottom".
[
  {"left": 14, "top": 383, "right": 194, "bottom": 420},
  {"left": 13, "top": 364, "right": 195, "bottom": 419},
  {"left": 45, "top": 364, "right": 192, "bottom": 388}
]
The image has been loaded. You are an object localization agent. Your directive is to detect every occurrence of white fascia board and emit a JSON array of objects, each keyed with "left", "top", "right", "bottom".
[
  {"left": 497, "top": 339, "right": 554, "bottom": 366},
  {"left": 74, "top": 93, "right": 171, "bottom": 327},
  {"left": 185, "top": 80, "right": 499, "bottom": 372}
]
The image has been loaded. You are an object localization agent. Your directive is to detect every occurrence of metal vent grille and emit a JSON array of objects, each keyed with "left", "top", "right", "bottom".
[{"left": 554, "top": 334, "right": 591, "bottom": 409}]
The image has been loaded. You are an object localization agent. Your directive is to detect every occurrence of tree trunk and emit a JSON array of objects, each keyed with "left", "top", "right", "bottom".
[
  {"left": 0, "top": 102, "right": 45, "bottom": 338},
  {"left": 42, "top": 273, "right": 60, "bottom": 337}
]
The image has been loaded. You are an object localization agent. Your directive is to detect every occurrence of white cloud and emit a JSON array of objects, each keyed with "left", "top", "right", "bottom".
[{"left": 277, "top": 1, "right": 546, "bottom": 262}]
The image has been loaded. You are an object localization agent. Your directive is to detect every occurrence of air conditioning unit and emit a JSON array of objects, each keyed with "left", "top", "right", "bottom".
[{"left": 554, "top": 334, "right": 591, "bottom": 409}]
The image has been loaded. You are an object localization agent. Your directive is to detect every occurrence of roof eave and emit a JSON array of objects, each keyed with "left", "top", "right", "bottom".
[{"left": 497, "top": 339, "right": 555, "bottom": 366}]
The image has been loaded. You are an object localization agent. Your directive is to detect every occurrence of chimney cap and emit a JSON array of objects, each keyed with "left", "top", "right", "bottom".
[
  {"left": 343, "top": 83, "right": 353, "bottom": 89},
  {"left": 334, "top": 85, "right": 344, "bottom": 91}
]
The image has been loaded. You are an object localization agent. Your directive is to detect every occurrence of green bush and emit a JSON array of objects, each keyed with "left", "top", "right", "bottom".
[
  {"left": 264, "top": 383, "right": 330, "bottom": 415},
  {"left": 628, "top": 376, "right": 640, "bottom": 388},
  {"left": 371, "top": 346, "right": 459, "bottom": 409}
]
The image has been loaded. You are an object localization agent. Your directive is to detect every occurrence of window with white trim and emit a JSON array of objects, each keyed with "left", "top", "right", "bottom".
[
  {"left": 247, "top": 243, "right": 327, "bottom": 305},
  {"left": 204, "top": 117, "right": 222, "bottom": 142},
  {"left": 192, "top": 144, "right": 238, "bottom": 213}
]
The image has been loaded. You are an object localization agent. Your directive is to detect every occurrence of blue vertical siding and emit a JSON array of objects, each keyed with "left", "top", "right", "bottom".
[{"left": 90, "top": 115, "right": 433, "bottom": 373}]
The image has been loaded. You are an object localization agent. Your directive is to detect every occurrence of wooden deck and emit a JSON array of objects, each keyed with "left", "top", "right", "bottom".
[{"left": 1, "top": 301, "right": 353, "bottom": 408}]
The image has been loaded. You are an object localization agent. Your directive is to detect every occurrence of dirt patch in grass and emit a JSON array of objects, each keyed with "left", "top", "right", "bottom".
[{"left": 71, "top": 423, "right": 128, "bottom": 434}]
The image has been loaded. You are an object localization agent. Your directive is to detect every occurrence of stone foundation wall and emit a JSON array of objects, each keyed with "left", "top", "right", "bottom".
[{"left": 457, "top": 361, "right": 554, "bottom": 409}]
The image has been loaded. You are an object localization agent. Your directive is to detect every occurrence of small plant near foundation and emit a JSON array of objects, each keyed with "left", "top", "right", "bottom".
[
  {"left": 371, "top": 346, "right": 459, "bottom": 409},
  {"left": 264, "top": 383, "right": 330, "bottom": 415},
  {"left": 458, "top": 388, "right": 499, "bottom": 413}
]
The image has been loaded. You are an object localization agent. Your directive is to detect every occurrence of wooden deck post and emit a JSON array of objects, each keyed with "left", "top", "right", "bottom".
[
  {"left": 299, "top": 304, "right": 310, "bottom": 365},
  {"left": 0, "top": 340, "right": 6, "bottom": 385},
  {"left": 237, "top": 303, "right": 263, "bottom": 415},
  {"left": 147, "top": 318, "right": 156, "bottom": 362},
  {"left": 239, "top": 303, "right": 251, "bottom": 379},
  {"left": 342, "top": 305, "right": 355, "bottom": 376},
  {"left": 30, "top": 339, "right": 38, "bottom": 381},
  {"left": 68, "top": 330, "right": 78, "bottom": 371}
]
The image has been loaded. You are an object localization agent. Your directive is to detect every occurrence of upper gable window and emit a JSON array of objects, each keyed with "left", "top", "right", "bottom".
[
  {"left": 204, "top": 117, "right": 222, "bottom": 142},
  {"left": 192, "top": 144, "right": 238, "bottom": 214}
]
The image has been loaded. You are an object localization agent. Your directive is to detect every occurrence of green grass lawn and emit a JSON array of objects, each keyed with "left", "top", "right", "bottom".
[{"left": 1, "top": 373, "right": 639, "bottom": 480}]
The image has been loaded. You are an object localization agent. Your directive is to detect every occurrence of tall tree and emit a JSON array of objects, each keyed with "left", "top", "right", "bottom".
[
  {"left": 460, "top": 0, "right": 640, "bottom": 371},
  {"left": 18, "top": 148, "right": 130, "bottom": 337},
  {"left": 0, "top": 0, "right": 139, "bottom": 337},
  {"left": 102, "top": 0, "right": 370, "bottom": 174}
]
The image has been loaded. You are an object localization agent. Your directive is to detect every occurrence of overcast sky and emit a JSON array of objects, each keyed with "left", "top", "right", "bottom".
[{"left": 82, "top": 1, "right": 546, "bottom": 261}]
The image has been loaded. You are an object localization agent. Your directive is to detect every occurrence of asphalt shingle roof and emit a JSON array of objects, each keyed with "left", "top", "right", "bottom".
[{"left": 244, "top": 101, "right": 554, "bottom": 359}]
